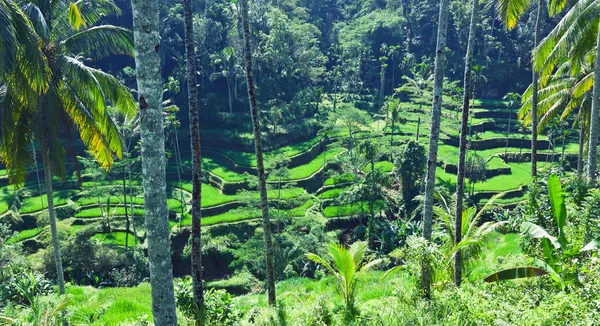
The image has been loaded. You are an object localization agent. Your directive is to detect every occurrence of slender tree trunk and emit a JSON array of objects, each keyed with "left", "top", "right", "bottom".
[
  {"left": 416, "top": 116, "right": 420, "bottom": 141},
  {"left": 42, "top": 153, "right": 65, "bottom": 295},
  {"left": 173, "top": 130, "right": 187, "bottom": 224},
  {"left": 560, "top": 134, "right": 566, "bottom": 177},
  {"left": 379, "top": 63, "right": 386, "bottom": 110},
  {"left": 421, "top": 0, "right": 450, "bottom": 299},
  {"left": 240, "top": 0, "right": 276, "bottom": 306},
  {"left": 123, "top": 166, "right": 130, "bottom": 249},
  {"left": 32, "top": 141, "right": 44, "bottom": 209},
  {"left": 578, "top": 123, "right": 585, "bottom": 180},
  {"left": 587, "top": 21, "right": 600, "bottom": 185},
  {"left": 184, "top": 0, "right": 205, "bottom": 318},
  {"left": 454, "top": 0, "right": 479, "bottom": 288},
  {"left": 128, "top": 166, "right": 137, "bottom": 246},
  {"left": 228, "top": 78, "right": 233, "bottom": 114},
  {"left": 531, "top": 0, "right": 543, "bottom": 178},
  {"left": 506, "top": 107, "right": 512, "bottom": 156},
  {"left": 130, "top": 0, "right": 178, "bottom": 323},
  {"left": 391, "top": 119, "right": 395, "bottom": 145}
]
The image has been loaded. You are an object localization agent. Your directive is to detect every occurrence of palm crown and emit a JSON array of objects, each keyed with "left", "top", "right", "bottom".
[{"left": 0, "top": 0, "right": 135, "bottom": 184}]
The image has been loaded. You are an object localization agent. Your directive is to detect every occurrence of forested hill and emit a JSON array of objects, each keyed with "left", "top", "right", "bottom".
[{"left": 101, "top": 0, "right": 554, "bottom": 127}]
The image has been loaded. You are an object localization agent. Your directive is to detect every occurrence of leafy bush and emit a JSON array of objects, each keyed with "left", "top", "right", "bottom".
[{"left": 175, "top": 278, "right": 240, "bottom": 325}]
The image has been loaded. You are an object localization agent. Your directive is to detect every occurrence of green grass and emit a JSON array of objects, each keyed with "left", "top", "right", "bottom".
[
  {"left": 218, "top": 137, "right": 322, "bottom": 167},
  {"left": 0, "top": 188, "right": 16, "bottom": 215},
  {"left": 92, "top": 232, "right": 136, "bottom": 247},
  {"left": 324, "top": 173, "right": 355, "bottom": 186},
  {"left": 179, "top": 183, "right": 305, "bottom": 208},
  {"left": 178, "top": 199, "right": 312, "bottom": 227},
  {"left": 318, "top": 187, "right": 348, "bottom": 199},
  {"left": 76, "top": 207, "right": 145, "bottom": 218},
  {"left": 202, "top": 156, "right": 247, "bottom": 182},
  {"left": 6, "top": 227, "right": 43, "bottom": 244},
  {"left": 76, "top": 196, "right": 145, "bottom": 207},
  {"left": 270, "top": 148, "right": 345, "bottom": 181},
  {"left": 67, "top": 283, "right": 153, "bottom": 325},
  {"left": 20, "top": 190, "right": 79, "bottom": 213},
  {"left": 364, "top": 161, "right": 394, "bottom": 173},
  {"left": 323, "top": 200, "right": 385, "bottom": 218}
]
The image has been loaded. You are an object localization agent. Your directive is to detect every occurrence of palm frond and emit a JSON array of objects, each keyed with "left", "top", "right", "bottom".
[
  {"left": 60, "top": 25, "right": 133, "bottom": 60},
  {"left": 496, "top": 0, "right": 531, "bottom": 30}
]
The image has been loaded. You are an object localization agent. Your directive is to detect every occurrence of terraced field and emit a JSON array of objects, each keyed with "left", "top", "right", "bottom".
[{"left": 2, "top": 95, "right": 578, "bottom": 251}]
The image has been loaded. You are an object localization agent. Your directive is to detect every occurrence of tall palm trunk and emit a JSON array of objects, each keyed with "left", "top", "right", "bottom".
[
  {"left": 42, "top": 152, "right": 65, "bottom": 295},
  {"left": 531, "top": 0, "right": 543, "bottom": 178},
  {"left": 587, "top": 21, "right": 600, "bottom": 185},
  {"left": 130, "top": 0, "right": 178, "bottom": 324},
  {"left": 454, "top": 0, "right": 479, "bottom": 288},
  {"left": 421, "top": 0, "right": 450, "bottom": 299},
  {"left": 123, "top": 166, "right": 130, "bottom": 249},
  {"left": 183, "top": 0, "right": 205, "bottom": 317},
  {"left": 578, "top": 123, "right": 585, "bottom": 180},
  {"left": 240, "top": 0, "right": 276, "bottom": 306}
]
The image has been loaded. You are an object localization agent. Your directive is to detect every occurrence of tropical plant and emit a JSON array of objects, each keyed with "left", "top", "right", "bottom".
[
  {"left": 484, "top": 175, "right": 600, "bottom": 288},
  {"left": 130, "top": 0, "right": 178, "bottom": 323},
  {"left": 434, "top": 193, "right": 508, "bottom": 281},
  {"left": 240, "top": 0, "right": 276, "bottom": 306},
  {"left": 421, "top": 0, "right": 451, "bottom": 299},
  {"left": 306, "top": 241, "right": 382, "bottom": 318},
  {"left": 211, "top": 46, "right": 238, "bottom": 114},
  {"left": 386, "top": 98, "right": 400, "bottom": 145},
  {"left": 0, "top": 0, "right": 135, "bottom": 296},
  {"left": 497, "top": 0, "right": 569, "bottom": 178}
]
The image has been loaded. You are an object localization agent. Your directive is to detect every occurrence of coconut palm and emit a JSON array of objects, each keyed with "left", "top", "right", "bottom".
[
  {"left": 386, "top": 98, "right": 400, "bottom": 145},
  {"left": 421, "top": 0, "right": 451, "bottom": 299},
  {"left": 496, "top": 0, "right": 569, "bottom": 178},
  {"left": 240, "top": 0, "right": 276, "bottom": 306},
  {"left": 1, "top": 0, "right": 135, "bottom": 296},
  {"left": 130, "top": 0, "right": 178, "bottom": 323},
  {"left": 454, "top": 0, "right": 480, "bottom": 287},
  {"left": 183, "top": 0, "right": 204, "bottom": 319},
  {"left": 306, "top": 241, "right": 382, "bottom": 318}
]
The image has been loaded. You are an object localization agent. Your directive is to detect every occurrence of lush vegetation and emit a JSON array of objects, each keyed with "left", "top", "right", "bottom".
[{"left": 1, "top": 0, "right": 600, "bottom": 325}]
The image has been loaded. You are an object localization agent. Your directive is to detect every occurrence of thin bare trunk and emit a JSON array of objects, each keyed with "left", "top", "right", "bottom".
[
  {"left": 43, "top": 153, "right": 65, "bottom": 295},
  {"left": 578, "top": 124, "right": 585, "bottom": 180},
  {"left": 240, "top": 0, "right": 276, "bottom": 306},
  {"left": 123, "top": 166, "right": 130, "bottom": 249},
  {"left": 454, "top": 0, "right": 479, "bottom": 288},
  {"left": 421, "top": 0, "right": 450, "bottom": 299},
  {"left": 184, "top": 0, "right": 205, "bottom": 318}
]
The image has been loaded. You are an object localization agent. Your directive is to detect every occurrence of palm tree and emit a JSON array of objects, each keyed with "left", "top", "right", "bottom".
[
  {"left": 387, "top": 98, "right": 400, "bottom": 145},
  {"left": 434, "top": 193, "right": 508, "bottom": 281},
  {"left": 183, "top": 0, "right": 204, "bottom": 319},
  {"left": 2, "top": 0, "right": 135, "bottom": 297},
  {"left": 306, "top": 241, "right": 382, "bottom": 319},
  {"left": 211, "top": 46, "right": 237, "bottom": 114},
  {"left": 240, "top": 0, "right": 276, "bottom": 306},
  {"left": 130, "top": 0, "right": 178, "bottom": 324},
  {"left": 504, "top": 92, "right": 521, "bottom": 156},
  {"left": 421, "top": 0, "right": 451, "bottom": 299},
  {"left": 454, "top": 0, "right": 480, "bottom": 288},
  {"left": 496, "top": 0, "right": 568, "bottom": 178}
]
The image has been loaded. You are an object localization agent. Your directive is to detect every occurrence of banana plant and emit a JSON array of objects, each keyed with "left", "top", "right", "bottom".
[{"left": 484, "top": 175, "right": 599, "bottom": 288}]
